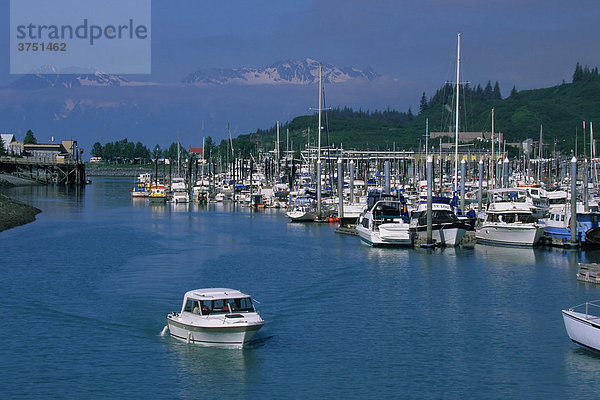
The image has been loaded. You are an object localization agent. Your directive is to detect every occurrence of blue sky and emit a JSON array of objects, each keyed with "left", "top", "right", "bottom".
[{"left": 2, "top": 0, "right": 600, "bottom": 105}]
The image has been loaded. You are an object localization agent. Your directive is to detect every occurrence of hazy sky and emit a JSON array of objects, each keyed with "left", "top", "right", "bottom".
[{"left": 2, "top": 0, "right": 600, "bottom": 105}]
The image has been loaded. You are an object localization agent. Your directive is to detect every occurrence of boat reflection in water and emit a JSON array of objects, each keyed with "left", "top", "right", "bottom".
[{"left": 166, "top": 339, "right": 262, "bottom": 398}]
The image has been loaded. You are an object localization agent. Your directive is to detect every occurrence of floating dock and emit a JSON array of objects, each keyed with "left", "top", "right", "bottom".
[{"left": 577, "top": 263, "right": 600, "bottom": 284}]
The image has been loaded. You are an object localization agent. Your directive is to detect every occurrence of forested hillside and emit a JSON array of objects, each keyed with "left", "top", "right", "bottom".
[{"left": 219, "top": 64, "right": 600, "bottom": 158}]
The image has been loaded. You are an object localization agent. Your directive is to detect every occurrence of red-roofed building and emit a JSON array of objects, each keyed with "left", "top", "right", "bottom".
[{"left": 189, "top": 147, "right": 203, "bottom": 155}]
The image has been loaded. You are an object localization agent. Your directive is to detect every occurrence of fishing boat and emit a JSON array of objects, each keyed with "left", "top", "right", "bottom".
[
  {"left": 562, "top": 300, "right": 600, "bottom": 352},
  {"left": 356, "top": 194, "right": 412, "bottom": 246},
  {"left": 130, "top": 173, "right": 151, "bottom": 198},
  {"left": 409, "top": 197, "right": 468, "bottom": 246},
  {"left": 476, "top": 189, "right": 545, "bottom": 246},
  {"left": 543, "top": 194, "right": 600, "bottom": 246},
  {"left": 166, "top": 288, "right": 265, "bottom": 347},
  {"left": 149, "top": 182, "right": 167, "bottom": 203}
]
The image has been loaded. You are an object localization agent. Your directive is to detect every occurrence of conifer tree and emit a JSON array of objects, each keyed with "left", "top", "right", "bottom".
[
  {"left": 23, "top": 129, "right": 37, "bottom": 144},
  {"left": 509, "top": 85, "right": 518, "bottom": 99},
  {"left": 573, "top": 62, "right": 583, "bottom": 82},
  {"left": 419, "top": 92, "right": 428, "bottom": 114},
  {"left": 483, "top": 81, "right": 493, "bottom": 100},
  {"left": 493, "top": 81, "right": 501, "bottom": 99}
]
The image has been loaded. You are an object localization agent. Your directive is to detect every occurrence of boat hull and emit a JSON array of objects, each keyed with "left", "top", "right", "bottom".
[
  {"left": 562, "top": 309, "right": 600, "bottom": 351},
  {"left": 476, "top": 224, "right": 544, "bottom": 246},
  {"left": 412, "top": 226, "right": 466, "bottom": 246},
  {"left": 356, "top": 224, "right": 412, "bottom": 247},
  {"left": 286, "top": 211, "right": 317, "bottom": 222},
  {"left": 167, "top": 315, "right": 264, "bottom": 347}
]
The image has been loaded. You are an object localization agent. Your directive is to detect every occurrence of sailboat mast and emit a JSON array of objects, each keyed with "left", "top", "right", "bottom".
[
  {"left": 491, "top": 108, "right": 495, "bottom": 189},
  {"left": 454, "top": 32, "right": 461, "bottom": 192},
  {"left": 276, "top": 121, "right": 280, "bottom": 169},
  {"left": 538, "top": 124, "right": 543, "bottom": 183},
  {"left": 317, "top": 64, "right": 323, "bottom": 218},
  {"left": 318, "top": 64, "right": 322, "bottom": 163}
]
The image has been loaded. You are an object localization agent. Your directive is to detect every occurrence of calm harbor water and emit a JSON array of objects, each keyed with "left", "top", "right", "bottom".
[{"left": 2, "top": 177, "right": 600, "bottom": 399}]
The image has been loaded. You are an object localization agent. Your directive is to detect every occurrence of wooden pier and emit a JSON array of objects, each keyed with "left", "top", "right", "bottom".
[{"left": 0, "top": 157, "right": 86, "bottom": 186}]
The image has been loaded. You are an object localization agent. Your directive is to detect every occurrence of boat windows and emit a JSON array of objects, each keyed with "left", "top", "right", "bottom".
[
  {"left": 184, "top": 299, "right": 198, "bottom": 313},
  {"left": 191, "top": 297, "right": 255, "bottom": 314}
]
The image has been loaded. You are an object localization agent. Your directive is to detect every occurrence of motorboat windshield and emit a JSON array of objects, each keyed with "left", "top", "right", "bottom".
[{"left": 182, "top": 296, "right": 255, "bottom": 316}]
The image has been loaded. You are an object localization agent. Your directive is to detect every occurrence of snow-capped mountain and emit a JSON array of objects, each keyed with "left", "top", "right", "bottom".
[
  {"left": 6, "top": 72, "right": 152, "bottom": 90},
  {"left": 182, "top": 58, "right": 379, "bottom": 85}
]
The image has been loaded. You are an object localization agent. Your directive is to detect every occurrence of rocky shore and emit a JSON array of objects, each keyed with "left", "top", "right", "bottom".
[
  {"left": 0, "top": 175, "right": 42, "bottom": 232},
  {"left": 0, "top": 194, "right": 41, "bottom": 232}
]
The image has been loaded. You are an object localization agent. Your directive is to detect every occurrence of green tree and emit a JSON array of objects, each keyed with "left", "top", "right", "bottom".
[
  {"left": 493, "top": 81, "right": 502, "bottom": 99},
  {"left": 102, "top": 142, "right": 114, "bottom": 160},
  {"left": 204, "top": 136, "right": 215, "bottom": 159},
  {"left": 573, "top": 62, "right": 584, "bottom": 82},
  {"left": 23, "top": 129, "right": 37, "bottom": 144},
  {"left": 419, "top": 92, "right": 428, "bottom": 114},
  {"left": 483, "top": 81, "right": 493, "bottom": 100},
  {"left": 0, "top": 136, "right": 6, "bottom": 156},
  {"left": 91, "top": 142, "right": 103, "bottom": 157},
  {"left": 134, "top": 141, "right": 150, "bottom": 160},
  {"left": 509, "top": 85, "right": 518, "bottom": 99}
]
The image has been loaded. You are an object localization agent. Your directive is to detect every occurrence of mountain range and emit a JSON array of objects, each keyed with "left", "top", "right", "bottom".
[
  {"left": 182, "top": 58, "right": 379, "bottom": 85},
  {"left": 0, "top": 58, "right": 403, "bottom": 156}
]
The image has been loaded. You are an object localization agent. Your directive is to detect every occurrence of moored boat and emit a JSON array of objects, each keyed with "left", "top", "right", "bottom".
[
  {"left": 286, "top": 196, "right": 317, "bottom": 222},
  {"left": 356, "top": 194, "right": 412, "bottom": 246},
  {"left": 409, "top": 197, "right": 468, "bottom": 246},
  {"left": 476, "top": 188, "right": 545, "bottom": 246},
  {"left": 149, "top": 182, "right": 167, "bottom": 203},
  {"left": 166, "top": 288, "right": 265, "bottom": 347},
  {"left": 562, "top": 300, "right": 600, "bottom": 352}
]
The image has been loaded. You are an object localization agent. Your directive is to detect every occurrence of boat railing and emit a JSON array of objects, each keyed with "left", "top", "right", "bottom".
[{"left": 568, "top": 300, "right": 600, "bottom": 320}]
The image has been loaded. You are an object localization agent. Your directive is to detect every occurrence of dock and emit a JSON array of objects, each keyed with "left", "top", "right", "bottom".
[
  {"left": 577, "top": 263, "right": 600, "bottom": 284},
  {"left": 335, "top": 225, "right": 358, "bottom": 236},
  {"left": 0, "top": 157, "right": 86, "bottom": 186}
]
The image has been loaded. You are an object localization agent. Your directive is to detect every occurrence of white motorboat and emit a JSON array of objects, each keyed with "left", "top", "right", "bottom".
[
  {"left": 562, "top": 300, "right": 600, "bottom": 352},
  {"left": 409, "top": 198, "right": 468, "bottom": 246},
  {"left": 476, "top": 189, "right": 545, "bottom": 246},
  {"left": 166, "top": 288, "right": 265, "bottom": 347},
  {"left": 171, "top": 177, "right": 189, "bottom": 203},
  {"left": 356, "top": 194, "right": 412, "bottom": 246}
]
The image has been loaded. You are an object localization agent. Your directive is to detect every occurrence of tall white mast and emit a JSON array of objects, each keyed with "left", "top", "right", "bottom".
[
  {"left": 538, "top": 124, "right": 543, "bottom": 183},
  {"left": 454, "top": 32, "right": 461, "bottom": 192},
  {"left": 318, "top": 63, "right": 322, "bottom": 163},
  {"left": 491, "top": 108, "right": 495, "bottom": 189},
  {"left": 276, "top": 121, "right": 280, "bottom": 165}
]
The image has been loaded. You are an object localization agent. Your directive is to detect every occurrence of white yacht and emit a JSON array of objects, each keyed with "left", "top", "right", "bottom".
[
  {"left": 562, "top": 300, "right": 600, "bottom": 352},
  {"left": 476, "top": 189, "right": 545, "bottom": 246},
  {"left": 409, "top": 198, "right": 468, "bottom": 246},
  {"left": 171, "top": 177, "right": 189, "bottom": 203},
  {"left": 166, "top": 288, "right": 265, "bottom": 347},
  {"left": 356, "top": 194, "right": 412, "bottom": 246}
]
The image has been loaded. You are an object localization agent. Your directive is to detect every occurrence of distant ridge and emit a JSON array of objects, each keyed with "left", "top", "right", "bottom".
[
  {"left": 6, "top": 72, "right": 155, "bottom": 90},
  {"left": 182, "top": 58, "right": 379, "bottom": 85}
]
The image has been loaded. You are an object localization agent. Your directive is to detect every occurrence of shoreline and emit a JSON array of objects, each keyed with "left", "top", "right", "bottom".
[
  {"left": 0, "top": 193, "right": 41, "bottom": 232},
  {"left": 0, "top": 175, "right": 42, "bottom": 232}
]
